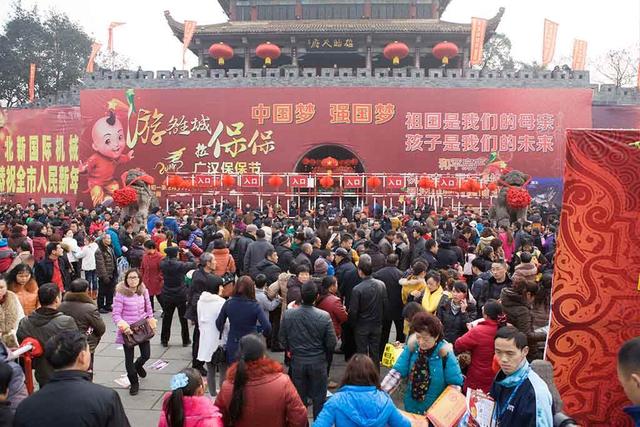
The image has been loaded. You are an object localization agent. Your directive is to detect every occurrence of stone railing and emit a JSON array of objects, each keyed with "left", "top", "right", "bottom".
[{"left": 26, "top": 67, "right": 640, "bottom": 108}]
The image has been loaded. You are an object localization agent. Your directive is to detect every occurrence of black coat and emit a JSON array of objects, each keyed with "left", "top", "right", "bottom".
[
  {"left": 231, "top": 233, "right": 255, "bottom": 275},
  {"left": 372, "top": 266, "right": 404, "bottom": 321},
  {"left": 255, "top": 259, "right": 282, "bottom": 284},
  {"left": 395, "top": 242, "right": 412, "bottom": 271},
  {"left": 185, "top": 267, "right": 222, "bottom": 321},
  {"left": 335, "top": 260, "right": 360, "bottom": 309},
  {"left": 13, "top": 370, "right": 130, "bottom": 427},
  {"left": 34, "top": 257, "right": 72, "bottom": 290},
  {"left": 294, "top": 252, "right": 313, "bottom": 272},
  {"left": 159, "top": 256, "right": 197, "bottom": 304},
  {"left": 411, "top": 238, "right": 427, "bottom": 264},
  {"left": 348, "top": 277, "right": 388, "bottom": 326},
  {"left": 436, "top": 244, "right": 459, "bottom": 268},
  {"left": 436, "top": 295, "right": 476, "bottom": 344},
  {"left": 365, "top": 247, "right": 386, "bottom": 273},
  {"left": 275, "top": 244, "right": 294, "bottom": 273}
]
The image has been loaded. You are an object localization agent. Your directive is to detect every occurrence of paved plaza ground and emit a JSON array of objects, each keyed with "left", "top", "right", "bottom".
[{"left": 91, "top": 310, "right": 361, "bottom": 427}]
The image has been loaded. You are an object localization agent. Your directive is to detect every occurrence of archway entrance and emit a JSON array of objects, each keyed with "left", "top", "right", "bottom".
[
  {"left": 294, "top": 144, "right": 365, "bottom": 174},
  {"left": 293, "top": 144, "right": 365, "bottom": 211}
]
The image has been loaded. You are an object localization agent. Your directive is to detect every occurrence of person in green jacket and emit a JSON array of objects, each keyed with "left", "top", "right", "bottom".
[{"left": 389, "top": 312, "right": 463, "bottom": 414}]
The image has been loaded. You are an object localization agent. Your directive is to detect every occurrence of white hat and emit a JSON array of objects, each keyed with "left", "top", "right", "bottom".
[{"left": 469, "top": 220, "right": 478, "bottom": 227}]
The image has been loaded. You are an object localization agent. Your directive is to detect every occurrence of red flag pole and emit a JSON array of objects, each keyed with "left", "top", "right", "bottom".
[{"left": 28, "top": 63, "right": 36, "bottom": 102}]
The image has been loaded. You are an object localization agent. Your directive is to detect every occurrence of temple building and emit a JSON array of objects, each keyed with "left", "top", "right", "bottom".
[{"left": 165, "top": 0, "right": 504, "bottom": 72}]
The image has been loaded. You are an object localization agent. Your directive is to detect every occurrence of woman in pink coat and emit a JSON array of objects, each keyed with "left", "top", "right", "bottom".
[
  {"left": 112, "top": 268, "right": 155, "bottom": 396},
  {"left": 158, "top": 368, "right": 223, "bottom": 427}
]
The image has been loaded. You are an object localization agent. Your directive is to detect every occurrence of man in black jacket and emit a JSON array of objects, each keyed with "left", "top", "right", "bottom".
[
  {"left": 34, "top": 242, "right": 72, "bottom": 291},
  {"left": 14, "top": 331, "right": 131, "bottom": 427},
  {"left": 185, "top": 253, "right": 222, "bottom": 375},
  {"left": 279, "top": 281, "right": 336, "bottom": 420},
  {"left": 159, "top": 246, "right": 196, "bottom": 347},
  {"left": 232, "top": 224, "right": 256, "bottom": 276},
  {"left": 255, "top": 249, "right": 281, "bottom": 284},
  {"left": 244, "top": 228, "right": 274, "bottom": 277},
  {"left": 17, "top": 284, "right": 78, "bottom": 388},
  {"left": 410, "top": 226, "right": 427, "bottom": 264},
  {"left": 275, "top": 235, "right": 295, "bottom": 273},
  {"left": 436, "top": 234, "right": 459, "bottom": 268},
  {"left": 349, "top": 257, "right": 388, "bottom": 369},
  {"left": 373, "top": 254, "right": 405, "bottom": 356}
]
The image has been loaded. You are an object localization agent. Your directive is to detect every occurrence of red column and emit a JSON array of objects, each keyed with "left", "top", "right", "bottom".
[
  {"left": 230, "top": 2, "right": 236, "bottom": 20},
  {"left": 295, "top": 0, "right": 302, "bottom": 18},
  {"left": 364, "top": 0, "right": 372, "bottom": 18},
  {"left": 431, "top": 2, "right": 438, "bottom": 19},
  {"left": 251, "top": 6, "right": 257, "bottom": 21},
  {"left": 410, "top": 3, "right": 417, "bottom": 19}
]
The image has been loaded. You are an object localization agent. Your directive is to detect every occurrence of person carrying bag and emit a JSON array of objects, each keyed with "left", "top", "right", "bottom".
[{"left": 112, "top": 268, "right": 156, "bottom": 396}]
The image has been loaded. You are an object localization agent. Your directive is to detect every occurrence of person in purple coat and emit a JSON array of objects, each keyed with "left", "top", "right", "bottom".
[{"left": 112, "top": 268, "right": 155, "bottom": 395}]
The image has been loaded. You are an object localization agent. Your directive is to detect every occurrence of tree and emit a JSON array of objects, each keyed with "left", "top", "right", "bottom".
[
  {"left": 516, "top": 61, "right": 546, "bottom": 72},
  {"left": 595, "top": 47, "right": 639, "bottom": 87},
  {"left": 0, "top": 2, "right": 92, "bottom": 107},
  {"left": 95, "top": 50, "right": 132, "bottom": 72},
  {"left": 480, "top": 33, "right": 515, "bottom": 72}
]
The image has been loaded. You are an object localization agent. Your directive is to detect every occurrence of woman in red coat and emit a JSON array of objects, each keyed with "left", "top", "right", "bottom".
[
  {"left": 315, "top": 276, "right": 348, "bottom": 339},
  {"left": 215, "top": 334, "right": 308, "bottom": 427},
  {"left": 140, "top": 240, "right": 164, "bottom": 310},
  {"left": 454, "top": 300, "right": 507, "bottom": 393}
]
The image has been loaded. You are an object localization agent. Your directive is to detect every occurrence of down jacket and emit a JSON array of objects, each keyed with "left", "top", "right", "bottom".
[
  {"left": 111, "top": 283, "right": 153, "bottom": 345},
  {"left": 158, "top": 395, "right": 223, "bottom": 427},
  {"left": 59, "top": 291, "right": 106, "bottom": 352},
  {"left": 454, "top": 318, "right": 500, "bottom": 393}
]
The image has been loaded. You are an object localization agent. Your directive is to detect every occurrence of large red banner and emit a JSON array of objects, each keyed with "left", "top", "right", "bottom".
[
  {"left": 547, "top": 129, "right": 640, "bottom": 426},
  {"left": 79, "top": 87, "right": 591, "bottom": 206},
  {"left": 0, "top": 107, "right": 82, "bottom": 204}
]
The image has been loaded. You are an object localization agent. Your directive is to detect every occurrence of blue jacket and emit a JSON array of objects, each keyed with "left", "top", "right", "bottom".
[
  {"left": 163, "top": 217, "right": 180, "bottom": 235},
  {"left": 625, "top": 406, "right": 640, "bottom": 427},
  {"left": 315, "top": 385, "right": 410, "bottom": 427},
  {"left": 106, "top": 228, "right": 122, "bottom": 257},
  {"left": 146, "top": 213, "right": 161, "bottom": 233},
  {"left": 392, "top": 339, "right": 463, "bottom": 414},
  {"left": 490, "top": 361, "right": 553, "bottom": 427},
  {"left": 215, "top": 296, "right": 271, "bottom": 364}
]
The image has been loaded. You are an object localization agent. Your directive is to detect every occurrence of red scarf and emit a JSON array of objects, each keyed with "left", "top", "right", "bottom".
[{"left": 51, "top": 259, "right": 64, "bottom": 291}]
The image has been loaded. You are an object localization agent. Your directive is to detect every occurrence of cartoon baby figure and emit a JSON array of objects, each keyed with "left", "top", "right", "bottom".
[{"left": 79, "top": 110, "right": 134, "bottom": 206}]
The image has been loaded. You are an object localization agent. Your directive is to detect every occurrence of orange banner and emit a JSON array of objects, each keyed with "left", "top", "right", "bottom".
[
  {"left": 637, "top": 62, "right": 640, "bottom": 90},
  {"left": 28, "top": 63, "right": 36, "bottom": 102},
  {"left": 182, "top": 20, "right": 197, "bottom": 68},
  {"left": 469, "top": 18, "right": 487, "bottom": 66},
  {"left": 86, "top": 42, "right": 102, "bottom": 73},
  {"left": 571, "top": 39, "right": 587, "bottom": 70},
  {"left": 542, "top": 19, "right": 559, "bottom": 67},
  {"left": 108, "top": 22, "right": 125, "bottom": 52}
]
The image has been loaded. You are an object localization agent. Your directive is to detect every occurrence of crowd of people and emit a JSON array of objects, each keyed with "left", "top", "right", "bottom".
[{"left": 0, "top": 198, "right": 634, "bottom": 426}]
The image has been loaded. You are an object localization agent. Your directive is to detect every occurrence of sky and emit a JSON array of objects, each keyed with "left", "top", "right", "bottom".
[{"left": 0, "top": 0, "right": 638, "bottom": 83}]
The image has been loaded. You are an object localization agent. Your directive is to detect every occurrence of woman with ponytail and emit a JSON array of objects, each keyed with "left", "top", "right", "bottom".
[
  {"left": 454, "top": 299, "right": 507, "bottom": 393},
  {"left": 214, "top": 334, "right": 307, "bottom": 427},
  {"left": 159, "top": 368, "right": 223, "bottom": 427}
]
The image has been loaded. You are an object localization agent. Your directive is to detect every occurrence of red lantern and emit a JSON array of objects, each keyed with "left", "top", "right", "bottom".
[
  {"left": 320, "top": 157, "right": 339, "bottom": 169},
  {"left": 351, "top": 159, "right": 359, "bottom": 166},
  {"left": 460, "top": 180, "right": 472, "bottom": 192},
  {"left": 256, "top": 42, "right": 281, "bottom": 66},
  {"left": 383, "top": 41, "right": 409, "bottom": 65},
  {"left": 487, "top": 182, "right": 498, "bottom": 192},
  {"left": 302, "top": 158, "right": 310, "bottom": 166},
  {"left": 208, "top": 42, "right": 234, "bottom": 66},
  {"left": 268, "top": 175, "right": 284, "bottom": 187},
  {"left": 368, "top": 176, "right": 382, "bottom": 189},
  {"left": 471, "top": 180, "right": 483, "bottom": 192},
  {"left": 418, "top": 177, "right": 434, "bottom": 189},
  {"left": 221, "top": 174, "right": 235, "bottom": 187},
  {"left": 319, "top": 175, "right": 334, "bottom": 188},
  {"left": 432, "top": 41, "right": 459, "bottom": 66}
]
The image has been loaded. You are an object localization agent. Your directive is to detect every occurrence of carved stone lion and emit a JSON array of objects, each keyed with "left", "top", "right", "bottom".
[
  {"left": 489, "top": 170, "right": 530, "bottom": 227},
  {"left": 120, "top": 169, "right": 159, "bottom": 232}
]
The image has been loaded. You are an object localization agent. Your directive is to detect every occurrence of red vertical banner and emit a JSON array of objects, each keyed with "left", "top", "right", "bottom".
[
  {"left": 86, "top": 43, "right": 102, "bottom": 73},
  {"left": 571, "top": 39, "right": 587, "bottom": 71},
  {"left": 108, "top": 22, "right": 125, "bottom": 52},
  {"left": 547, "top": 129, "right": 640, "bottom": 427},
  {"left": 28, "top": 64, "right": 36, "bottom": 102},
  {"left": 637, "top": 62, "right": 640, "bottom": 90},
  {"left": 542, "top": 19, "right": 559, "bottom": 67},
  {"left": 182, "top": 20, "right": 197, "bottom": 68},
  {"left": 469, "top": 18, "right": 487, "bottom": 66}
]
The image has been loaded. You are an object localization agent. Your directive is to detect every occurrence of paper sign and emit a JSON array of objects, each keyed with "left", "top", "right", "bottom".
[{"left": 426, "top": 386, "right": 467, "bottom": 427}]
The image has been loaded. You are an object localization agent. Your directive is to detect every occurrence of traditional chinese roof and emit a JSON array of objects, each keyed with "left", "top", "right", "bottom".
[{"left": 165, "top": 8, "right": 504, "bottom": 39}]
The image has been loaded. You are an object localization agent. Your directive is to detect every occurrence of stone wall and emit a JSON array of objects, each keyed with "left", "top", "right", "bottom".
[{"left": 28, "top": 67, "right": 640, "bottom": 108}]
